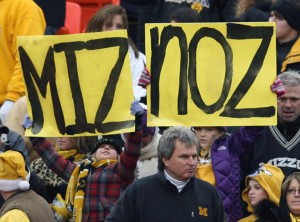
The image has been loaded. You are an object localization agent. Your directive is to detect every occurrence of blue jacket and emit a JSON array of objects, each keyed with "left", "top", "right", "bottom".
[{"left": 211, "top": 126, "right": 263, "bottom": 222}]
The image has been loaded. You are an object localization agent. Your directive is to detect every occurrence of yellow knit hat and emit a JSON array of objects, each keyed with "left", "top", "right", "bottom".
[
  {"left": 242, "top": 164, "right": 284, "bottom": 213},
  {"left": 0, "top": 150, "right": 30, "bottom": 191}
]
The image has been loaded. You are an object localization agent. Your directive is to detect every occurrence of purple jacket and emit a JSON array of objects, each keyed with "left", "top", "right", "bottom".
[{"left": 211, "top": 126, "right": 263, "bottom": 222}]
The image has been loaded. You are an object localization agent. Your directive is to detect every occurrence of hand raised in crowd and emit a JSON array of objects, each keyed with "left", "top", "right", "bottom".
[{"left": 130, "top": 100, "right": 144, "bottom": 116}]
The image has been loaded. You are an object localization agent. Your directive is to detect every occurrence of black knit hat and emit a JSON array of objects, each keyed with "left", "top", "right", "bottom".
[
  {"left": 271, "top": 0, "right": 300, "bottom": 31},
  {"left": 91, "top": 134, "right": 124, "bottom": 155}
]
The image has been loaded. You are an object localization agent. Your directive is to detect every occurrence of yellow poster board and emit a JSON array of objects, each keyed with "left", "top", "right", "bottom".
[
  {"left": 145, "top": 22, "right": 277, "bottom": 127},
  {"left": 18, "top": 30, "right": 135, "bottom": 137}
]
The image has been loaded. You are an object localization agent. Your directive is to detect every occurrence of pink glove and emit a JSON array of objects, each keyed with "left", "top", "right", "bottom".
[
  {"left": 138, "top": 68, "right": 151, "bottom": 88},
  {"left": 270, "top": 77, "right": 285, "bottom": 97}
]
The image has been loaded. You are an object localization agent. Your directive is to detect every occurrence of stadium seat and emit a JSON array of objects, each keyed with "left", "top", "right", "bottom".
[
  {"left": 56, "top": 1, "right": 82, "bottom": 34},
  {"left": 67, "top": 0, "right": 119, "bottom": 32}
]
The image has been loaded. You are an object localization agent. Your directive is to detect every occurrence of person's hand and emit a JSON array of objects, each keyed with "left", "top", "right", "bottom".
[
  {"left": 0, "top": 100, "right": 14, "bottom": 124},
  {"left": 130, "top": 100, "right": 144, "bottom": 116},
  {"left": 270, "top": 77, "right": 285, "bottom": 97},
  {"left": 22, "top": 114, "right": 33, "bottom": 129},
  {"left": 138, "top": 68, "right": 151, "bottom": 88}
]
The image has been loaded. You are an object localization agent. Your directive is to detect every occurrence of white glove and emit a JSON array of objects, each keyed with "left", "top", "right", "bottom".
[{"left": 0, "top": 100, "right": 15, "bottom": 124}]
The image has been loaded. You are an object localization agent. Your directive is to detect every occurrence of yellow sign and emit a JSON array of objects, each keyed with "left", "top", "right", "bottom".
[
  {"left": 145, "top": 22, "right": 277, "bottom": 126},
  {"left": 18, "top": 30, "right": 135, "bottom": 137}
]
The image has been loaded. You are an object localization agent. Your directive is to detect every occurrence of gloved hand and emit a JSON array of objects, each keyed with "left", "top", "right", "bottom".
[
  {"left": 22, "top": 114, "right": 43, "bottom": 145},
  {"left": 130, "top": 100, "right": 144, "bottom": 116},
  {"left": 138, "top": 68, "right": 151, "bottom": 89},
  {"left": 0, "top": 100, "right": 14, "bottom": 124},
  {"left": 270, "top": 77, "right": 285, "bottom": 97},
  {"left": 130, "top": 100, "right": 144, "bottom": 132},
  {"left": 22, "top": 114, "right": 33, "bottom": 129}
]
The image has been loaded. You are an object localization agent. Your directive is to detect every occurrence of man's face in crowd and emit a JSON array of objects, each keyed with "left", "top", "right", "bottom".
[
  {"left": 163, "top": 139, "right": 198, "bottom": 181},
  {"left": 269, "top": 11, "right": 298, "bottom": 43},
  {"left": 277, "top": 85, "right": 300, "bottom": 123}
]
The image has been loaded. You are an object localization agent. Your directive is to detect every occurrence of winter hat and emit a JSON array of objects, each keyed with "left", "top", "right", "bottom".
[
  {"left": 242, "top": 164, "right": 284, "bottom": 213},
  {"left": 142, "top": 111, "right": 155, "bottom": 136},
  {"left": 91, "top": 134, "right": 124, "bottom": 155},
  {"left": 0, "top": 150, "right": 30, "bottom": 192},
  {"left": 271, "top": 0, "right": 300, "bottom": 31}
]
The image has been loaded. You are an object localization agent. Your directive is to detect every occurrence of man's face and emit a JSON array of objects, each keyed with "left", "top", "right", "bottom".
[
  {"left": 163, "top": 139, "right": 198, "bottom": 181},
  {"left": 277, "top": 85, "right": 300, "bottom": 123},
  {"left": 269, "top": 11, "right": 298, "bottom": 43}
]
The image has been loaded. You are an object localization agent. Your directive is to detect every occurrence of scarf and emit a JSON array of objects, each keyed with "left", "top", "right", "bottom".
[
  {"left": 199, "top": 149, "right": 211, "bottom": 165},
  {"left": 58, "top": 149, "right": 86, "bottom": 163},
  {"left": 290, "top": 213, "right": 300, "bottom": 222},
  {"left": 139, "top": 130, "right": 160, "bottom": 161},
  {"left": 65, "top": 159, "right": 117, "bottom": 222}
]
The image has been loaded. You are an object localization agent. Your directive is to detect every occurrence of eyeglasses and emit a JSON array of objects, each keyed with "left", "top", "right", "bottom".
[{"left": 287, "top": 189, "right": 300, "bottom": 195}]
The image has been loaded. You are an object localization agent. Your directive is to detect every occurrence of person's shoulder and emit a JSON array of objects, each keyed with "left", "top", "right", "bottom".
[
  {"left": 11, "top": 0, "right": 40, "bottom": 8},
  {"left": 135, "top": 173, "right": 158, "bottom": 184},
  {"left": 0, "top": 209, "right": 29, "bottom": 222},
  {"left": 193, "top": 177, "right": 218, "bottom": 191}
]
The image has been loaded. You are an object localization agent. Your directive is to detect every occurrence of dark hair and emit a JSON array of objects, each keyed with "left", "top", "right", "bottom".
[
  {"left": 170, "top": 7, "right": 203, "bottom": 23},
  {"left": 91, "top": 134, "right": 124, "bottom": 155},
  {"left": 157, "top": 126, "right": 199, "bottom": 171}
]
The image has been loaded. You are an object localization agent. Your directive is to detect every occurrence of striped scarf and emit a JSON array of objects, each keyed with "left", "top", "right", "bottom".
[{"left": 65, "top": 159, "right": 117, "bottom": 222}]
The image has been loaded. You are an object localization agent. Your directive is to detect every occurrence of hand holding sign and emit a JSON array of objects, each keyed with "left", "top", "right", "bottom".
[
  {"left": 270, "top": 77, "right": 285, "bottom": 97},
  {"left": 138, "top": 68, "right": 151, "bottom": 89}
]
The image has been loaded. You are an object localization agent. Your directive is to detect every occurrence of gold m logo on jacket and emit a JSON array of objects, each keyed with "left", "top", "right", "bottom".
[{"left": 198, "top": 207, "right": 208, "bottom": 216}]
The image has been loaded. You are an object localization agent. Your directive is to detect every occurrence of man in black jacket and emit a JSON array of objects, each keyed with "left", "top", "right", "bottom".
[{"left": 105, "top": 126, "right": 225, "bottom": 222}]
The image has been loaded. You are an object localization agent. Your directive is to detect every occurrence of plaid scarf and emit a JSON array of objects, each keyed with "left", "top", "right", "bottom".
[{"left": 65, "top": 159, "right": 117, "bottom": 222}]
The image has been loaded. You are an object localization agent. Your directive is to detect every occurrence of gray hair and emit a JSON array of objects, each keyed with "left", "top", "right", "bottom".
[
  {"left": 278, "top": 70, "right": 300, "bottom": 87},
  {"left": 157, "top": 126, "right": 199, "bottom": 171},
  {"left": 281, "top": 171, "right": 300, "bottom": 198}
]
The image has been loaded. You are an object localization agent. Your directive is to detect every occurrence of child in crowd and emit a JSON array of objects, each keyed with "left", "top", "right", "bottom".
[
  {"left": 191, "top": 125, "right": 263, "bottom": 222},
  {"left": 24, "top": 100, "right": 144, "bottom": 222}
]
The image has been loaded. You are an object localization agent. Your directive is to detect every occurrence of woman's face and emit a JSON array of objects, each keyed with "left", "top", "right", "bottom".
[
  {"left": 101, "top": 14, "right": 124, "bottom": 31},
  {"left": 56, "top": 137, "right": 76, "bottom": 150},
  {"left": 248, "top": 179, "right": 269, "bottom": 207},
  {"left": 286, "top": 178, "right": 300, "bottom": 216}
]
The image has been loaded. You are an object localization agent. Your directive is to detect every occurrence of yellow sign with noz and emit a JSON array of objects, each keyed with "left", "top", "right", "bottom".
[{"left": 145, "top": 22, "right": 277, "bottom": 127}]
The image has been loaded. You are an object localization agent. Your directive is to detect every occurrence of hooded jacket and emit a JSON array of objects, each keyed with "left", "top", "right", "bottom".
[
  {"left": 209, "top": 126, "right": 263, "bottom": 222},
  {"left": 239, "top": 164, "right": 284, "bottom": 222}
]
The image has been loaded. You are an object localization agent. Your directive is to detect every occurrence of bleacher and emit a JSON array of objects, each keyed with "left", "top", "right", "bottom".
[{"left": 57, "top": 0, "right": 120, "bottom": 34}]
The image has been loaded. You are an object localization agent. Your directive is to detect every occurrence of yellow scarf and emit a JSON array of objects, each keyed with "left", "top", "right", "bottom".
[
  {"left": 65, "top": 159, "right": 117, "bottom": 222},
  {"left": 290, "top": 213, "right": 300, "bottom": 222},
  {"left": 58, "top": 149, "right": 86, "bottom": 163}
]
